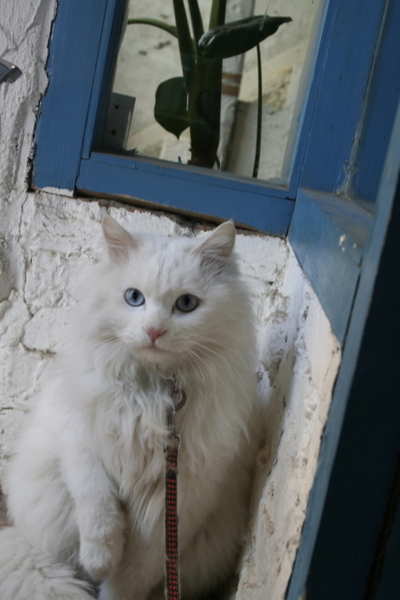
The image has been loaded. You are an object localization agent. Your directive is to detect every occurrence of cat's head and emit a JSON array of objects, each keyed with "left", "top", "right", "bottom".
[{"left": 86, "top": 215, "right": 253, "bottom": 373}]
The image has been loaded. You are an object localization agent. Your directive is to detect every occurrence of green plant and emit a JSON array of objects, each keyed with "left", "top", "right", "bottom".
[{"left": 128, "top": 1, "right": 291, "bottom": 174}]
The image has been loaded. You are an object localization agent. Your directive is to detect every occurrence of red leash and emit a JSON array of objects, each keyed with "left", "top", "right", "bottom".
[{"left": 164, "top": 379, "right": 186, "bottom": 600}]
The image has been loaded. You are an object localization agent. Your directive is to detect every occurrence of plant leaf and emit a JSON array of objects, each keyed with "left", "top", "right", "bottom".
[
  {"left": 154, "top": 77, "right": 189, "bottom": 139},
  {"left": 172, "top": 0, "right": 196, "bottom": 85},
  {"left": 187, "top": 0, "right": 204, "bottom": 44},
  {"left": 209, "top": 0, "right": 227, "bottom": 30},
  {"left": 127, "top": 18, "right": 178, "bottom": 39},
  {"left": 199, "top": 15, "right": 292, "bottom": 58}
]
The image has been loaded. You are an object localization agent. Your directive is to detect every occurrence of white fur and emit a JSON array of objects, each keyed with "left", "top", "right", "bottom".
[{"left": 0, "top": 217, "right": 260, "bottom": 600}]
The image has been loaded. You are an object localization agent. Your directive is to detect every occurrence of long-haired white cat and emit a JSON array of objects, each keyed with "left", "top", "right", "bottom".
[{"left": 0, "top": 216, "right": 260, "bottom": 600}]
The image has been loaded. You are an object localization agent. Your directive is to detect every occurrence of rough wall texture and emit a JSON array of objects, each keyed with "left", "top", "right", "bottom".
[
  {"left": 0, "top": 1, "right": 341, "bottom": 598},
  {"left": 237, "top": 251, "right": 341, "bottom": 598}
]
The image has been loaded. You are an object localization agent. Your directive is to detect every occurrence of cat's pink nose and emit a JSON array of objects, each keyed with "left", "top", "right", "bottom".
[{"left": 145, "top": 328, "right": 166, "bottom": 343}]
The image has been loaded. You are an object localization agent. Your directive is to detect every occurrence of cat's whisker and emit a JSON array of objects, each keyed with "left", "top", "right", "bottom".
[
  {"left": 181, "top": 349, "right": 210, "bottom": 387},
  {"left": 189, "top": 343, "right": 253, "bottom": 402}
]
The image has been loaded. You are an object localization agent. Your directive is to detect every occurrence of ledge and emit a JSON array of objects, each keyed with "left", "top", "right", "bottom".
[{"left": 288, "top": 188, "right": 371, "bottom": 343}]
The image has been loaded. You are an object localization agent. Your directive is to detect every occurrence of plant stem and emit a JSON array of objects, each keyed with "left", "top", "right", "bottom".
[{"left": 253, "top": 43, "right": 262, "bottom": 178}]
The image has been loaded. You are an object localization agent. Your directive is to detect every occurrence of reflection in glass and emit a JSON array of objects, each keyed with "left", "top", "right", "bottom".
[{"left": 101, "top": 0, "right": 323, "bottom": 183}]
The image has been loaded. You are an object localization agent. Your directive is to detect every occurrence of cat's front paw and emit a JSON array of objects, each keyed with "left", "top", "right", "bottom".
[{"left": 80, "top": 527, "right": 125, "bottom": 581}]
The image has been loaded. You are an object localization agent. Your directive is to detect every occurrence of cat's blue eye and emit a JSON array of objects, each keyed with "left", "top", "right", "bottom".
[
  {"left": 124, "top": 288, "right": 145, "bottom": 307},
  {"left": 175, "top": 294, "right": 199, "bottom": 313}
]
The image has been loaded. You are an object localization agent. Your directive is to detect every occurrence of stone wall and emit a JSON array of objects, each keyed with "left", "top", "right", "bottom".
[{"left": 0, "top": 1, "right": 341, "bottom": 597}]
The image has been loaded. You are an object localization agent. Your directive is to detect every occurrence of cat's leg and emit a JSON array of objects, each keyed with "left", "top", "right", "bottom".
[
  {"left": 178, "top": 498, "right": 246, "bottom": 599},
  {"left": 4, "top": 421, "right": 80, "bottom": 564},
  {"left": 62, "top": 443, "right": 126, "bottom": 581},
  {"left": 176, "top": 454, "right": 254, "bottom": 599},
  {"left": 1, "top": 421, "right": 96, "bottom": 598},
  {"left": 98, "top": 498, "right": 246, "bottom": 600},
  {"left": 98, "top": 521, "right": 166, "bottom": 600}
]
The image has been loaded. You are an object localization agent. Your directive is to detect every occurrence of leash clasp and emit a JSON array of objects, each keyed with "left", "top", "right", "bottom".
[{"left": 165, "top": 377, "right": 186, "bottom": 450}]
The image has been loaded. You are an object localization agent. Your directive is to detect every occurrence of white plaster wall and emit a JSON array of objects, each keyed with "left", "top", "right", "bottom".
[
  {"left": 236, "top": 250, "right": 341, "bottom": 599},
  {"left": 0, "top": 1, "right": 341, "bottom": 598}
]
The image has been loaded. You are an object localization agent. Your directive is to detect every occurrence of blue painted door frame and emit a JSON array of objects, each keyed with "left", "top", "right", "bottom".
[{"left": 286, "top": 101, "right": 400, "bottom": 600}]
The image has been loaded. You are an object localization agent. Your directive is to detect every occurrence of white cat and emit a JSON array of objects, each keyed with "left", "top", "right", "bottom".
[{"left": 0, "top": 216, "right": 260, "bottom": 600}]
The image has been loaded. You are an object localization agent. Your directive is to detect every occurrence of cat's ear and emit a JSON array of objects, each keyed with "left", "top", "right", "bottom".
[
  {"left": 195, "top": 221, "right": 236, "bottom": 270},
  {"left": 102, "top": 215, "right": 138, "bottom": 263}
]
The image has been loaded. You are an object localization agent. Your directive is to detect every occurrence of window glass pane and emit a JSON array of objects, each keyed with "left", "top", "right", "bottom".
[{"left": 99, "top": 0, "right": 323, "bottom": 183}]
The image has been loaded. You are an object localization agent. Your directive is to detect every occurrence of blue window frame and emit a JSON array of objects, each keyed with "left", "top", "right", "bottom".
[{"left": 32, "top": 0, "right": 400, "bottom": 344}]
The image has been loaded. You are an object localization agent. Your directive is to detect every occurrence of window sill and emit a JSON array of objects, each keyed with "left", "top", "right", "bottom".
[
  {"left": 75, "top": 151, "right": 295, "bottom": 235},
  {"left": 288, "top": 188, "right": 371, "bottom": 343}
]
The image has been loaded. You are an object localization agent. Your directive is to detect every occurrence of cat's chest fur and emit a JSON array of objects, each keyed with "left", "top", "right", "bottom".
[
  {"left": 80, "top": 370, "right": 231, "bottom": 498},
  {"left": 82, "top": 375, "right": 188, "bottom": 493},
  {"left": 83, "top": 375, "right": 221, "bottom": 536}
]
